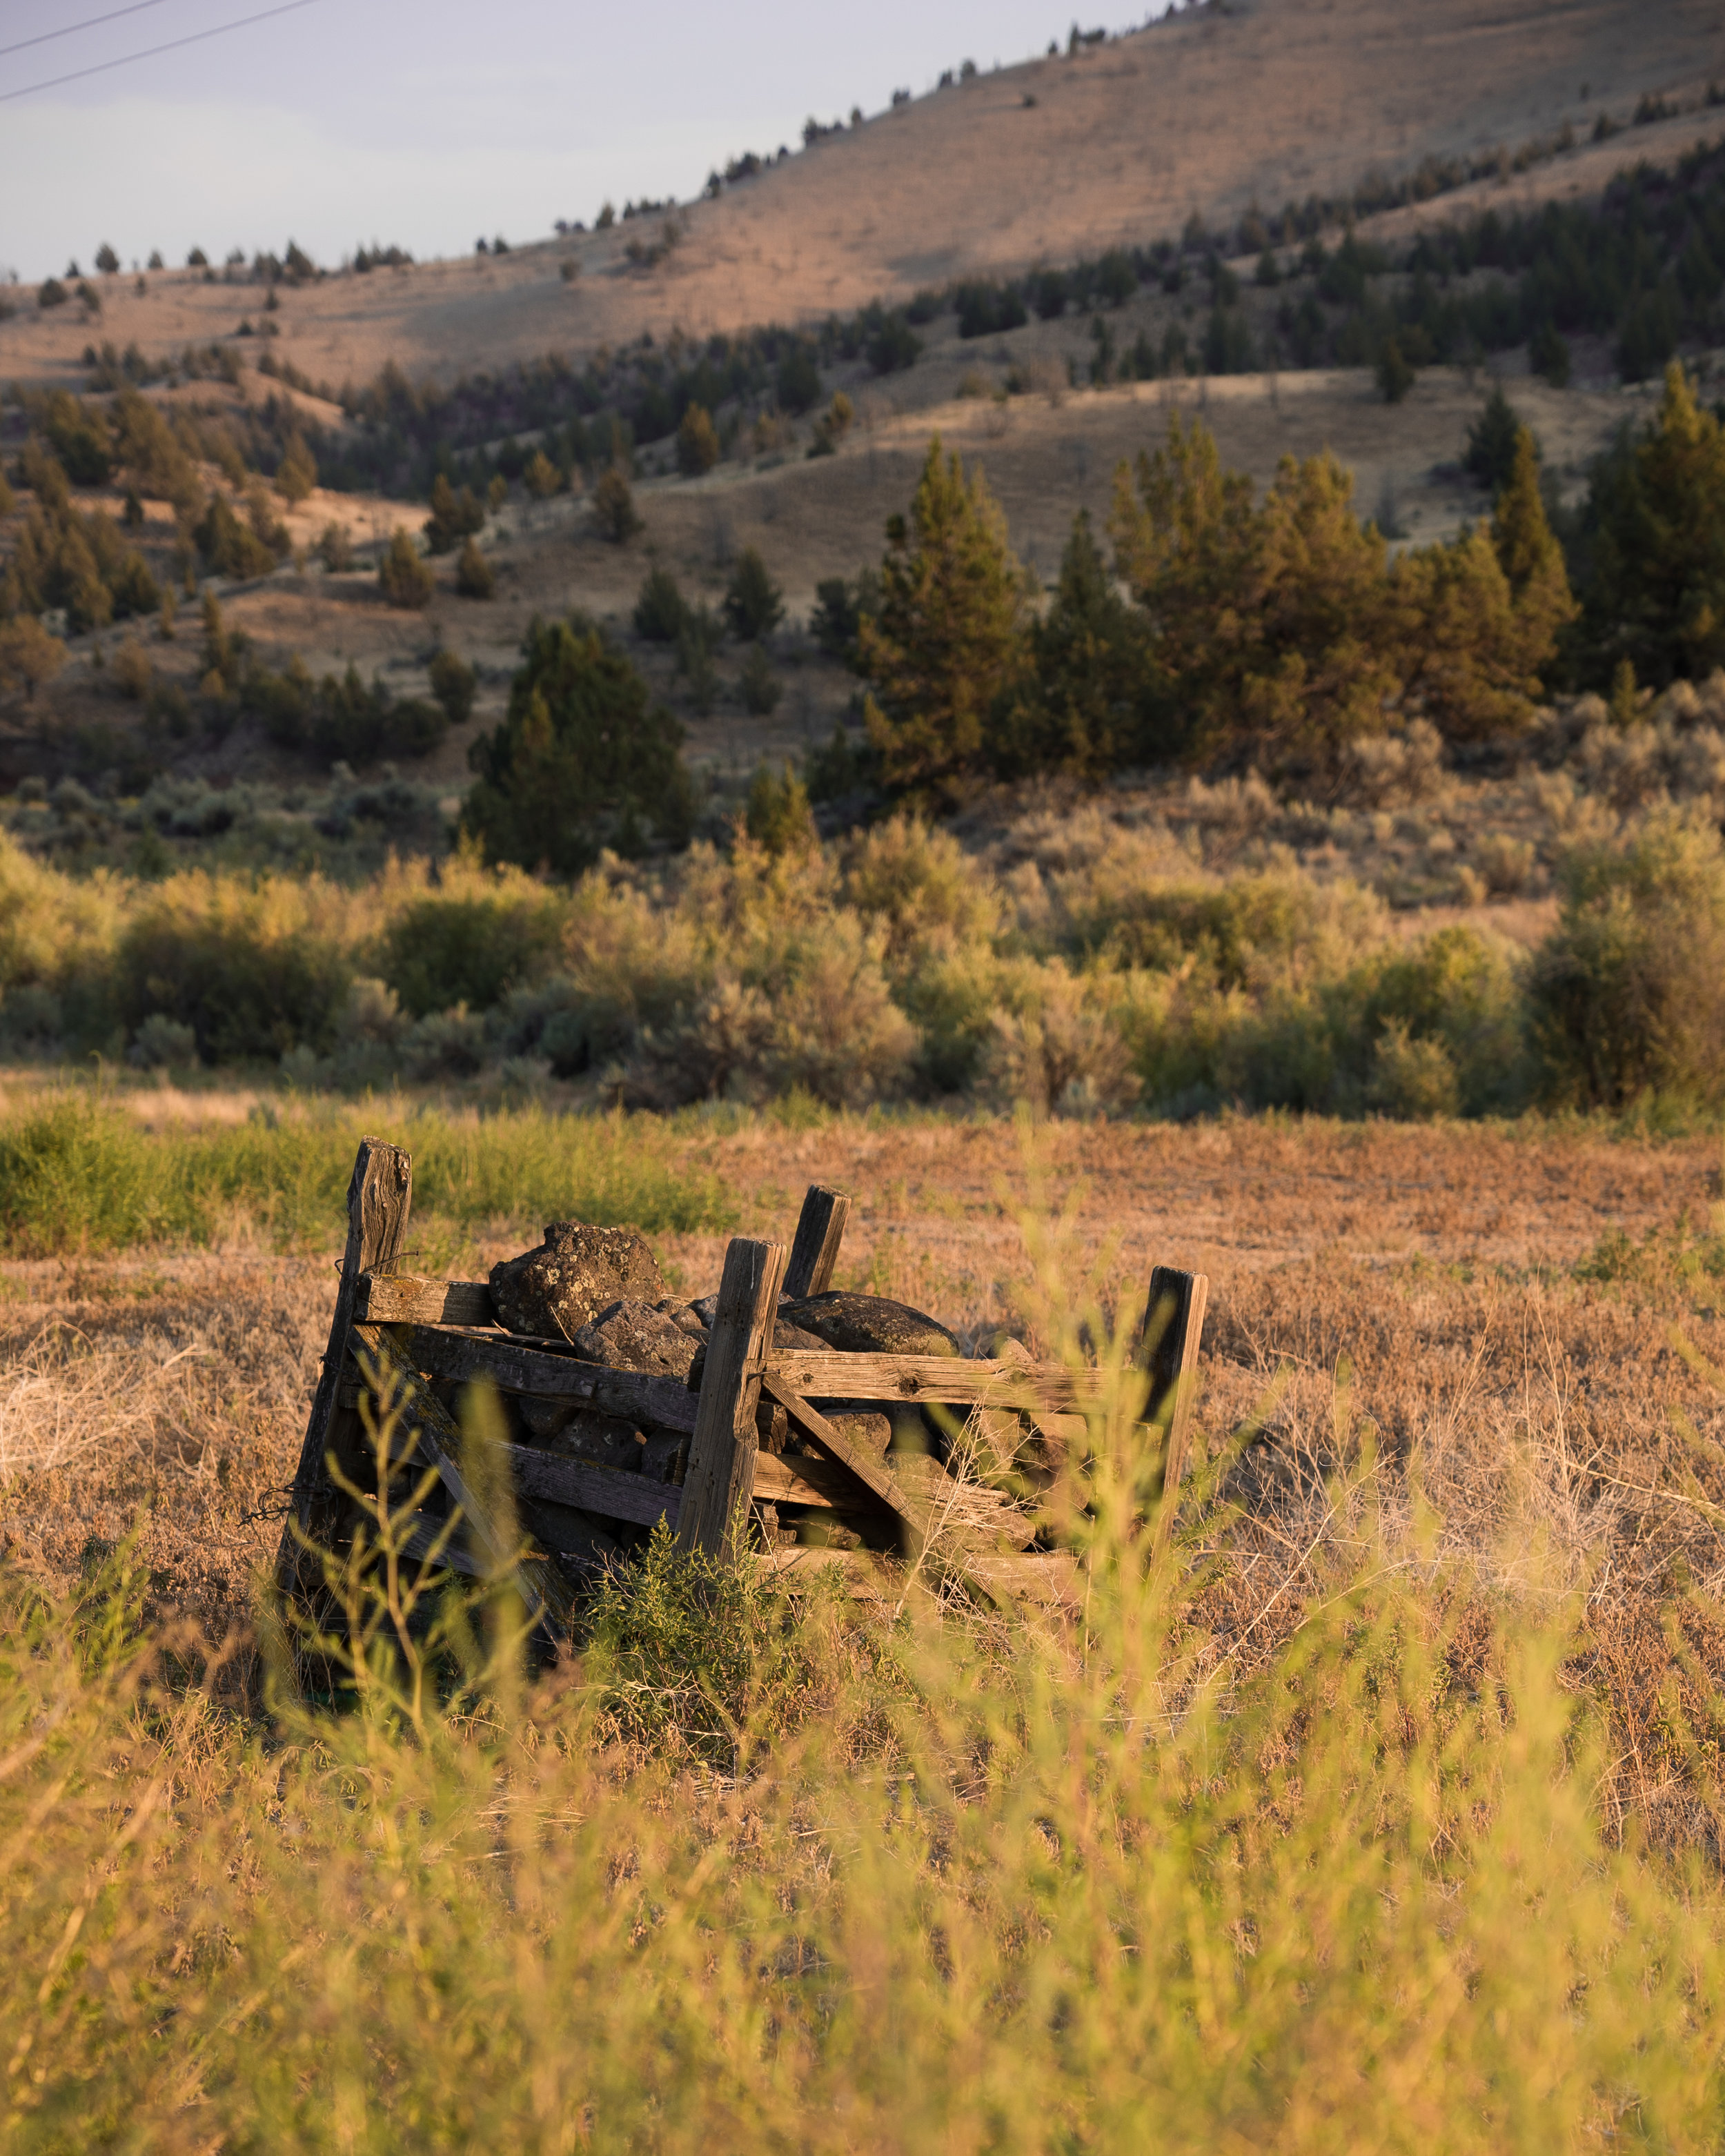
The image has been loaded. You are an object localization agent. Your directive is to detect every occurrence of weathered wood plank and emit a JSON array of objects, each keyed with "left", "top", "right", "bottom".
[
  {"left": 751, "top": 1449, "right": 874, "bottom": 1511},
  {"left": 765, "top": 1544, "right": 1084, "bottom": 1611},
  {"left": 1142, "top": 1265, "right": 1209, "bottom": 1559},
  {"left": 499, "top": 1441, "right": 682, "bottom": 1531},
  {"left": 395, "top": 1324, "right": 699, "bottom": 1433},
  {"left": 768, "top": 1351, "right": 1108, "bottom": 1410},
  {"left": 276, "top": 1138, "right": 413, "bottom": 1601},
  {"left": 759, "top": 1372, "right": 923, "bottom": 1539},
  {"left": 355, "top": 1274, "right": 496, "bottom": 1327},
  {"left": 351, "top": 1325, "right": 576, "bottom": 1632},
  {"left": 784, "top": 1185, "right": 850, "bottom": 1299},
  {"left": 676, "top": 1238, "right": 787, "bottom": 1561}
]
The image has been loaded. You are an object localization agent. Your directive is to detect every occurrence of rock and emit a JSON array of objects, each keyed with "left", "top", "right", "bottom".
[
  {"left": 779, "top": 1292, "right": 959, "bottom": 1358},
  {"left": 573, "top": 1298, "right": 702, "bottom": 1383},
  {"left": 686, "top": 1315, "right": 827, "bottom": 1394},
  {"left": 490, "top": 1221, "right": 664, "bottom": 1340},
  {"left": 658, "top": 1299, "right": 709, "bottom": 1342}
]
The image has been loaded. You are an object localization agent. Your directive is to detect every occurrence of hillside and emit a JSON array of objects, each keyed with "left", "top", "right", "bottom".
[{"left": 1, "top": 0, "right": 1721, "bottom": 389}]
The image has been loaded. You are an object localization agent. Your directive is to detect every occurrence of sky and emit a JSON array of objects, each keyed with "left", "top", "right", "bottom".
[{"left": 0, "top": 1, "right": 1160, "bottom": 282}]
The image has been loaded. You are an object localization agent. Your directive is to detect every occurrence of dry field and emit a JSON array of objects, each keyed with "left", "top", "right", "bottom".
[
  {"left": 6, "top": 1111, "right": 1722, "bottom": 1828},
  {"left": 0, "top": 0, "right": 1718, "bottom": 386}
]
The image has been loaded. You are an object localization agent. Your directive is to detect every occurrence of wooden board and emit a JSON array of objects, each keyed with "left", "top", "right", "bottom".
[
  {"left": 765, "top": 1543, "right": 1085, "bottom": 1612},
  {"left": 760, "top": 1371, "right": 923, "bottom": 1539},
  {"left": 275, "top": 1138, "right": 413, "bottom": 1603},
  {"left": 676, "top": 1237, "right": 787, "bottom": 1561},
  {"left": 393, "top": 1324, "right": 699, "bottom": 1434},
  {"left": 768, "top": 1351, "right": 1107, "bottom": 1411},
  {"left": 784, "top": 1185, "right": 849, "bottom": 1299},
  {"left": 499, "top": 1441, "right": 682, "bottom": 1532},
  {"left": 1142, "top": 1265, "right": 1210, "bottom": 1559},
  {"left": 355, "top": 1273, "right": 496, "bottom": 1327}
]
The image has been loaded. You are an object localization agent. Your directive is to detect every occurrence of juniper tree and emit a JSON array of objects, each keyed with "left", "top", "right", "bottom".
[{"left": 856, "top": 436, "right": 1028, "bottom": 789}]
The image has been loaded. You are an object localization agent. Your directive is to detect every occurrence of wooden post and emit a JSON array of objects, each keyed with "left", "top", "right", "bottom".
[
  {"left": 275, "top": 1138, "right": 413, "bottom": 1599},
  {"left": 784, "top": 1184, "right": 849, "bottom": 1298},
  {"left": 1141, "top": 1265, "right": 1209, "bottom": 1561},
  {"left": 676, "top": 1236, "right": 787, "bottom": 1561}
]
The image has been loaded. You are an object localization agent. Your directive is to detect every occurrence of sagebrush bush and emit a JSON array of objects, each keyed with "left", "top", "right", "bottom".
[{"left": 1530, "top": 810, "right": 1725, "bottom": 1109}]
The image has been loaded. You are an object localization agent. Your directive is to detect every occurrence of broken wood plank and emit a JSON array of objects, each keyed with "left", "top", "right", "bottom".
[
  {"left": 498, "top": 1441, "right": 681, "bottom": 1532},
  {"left": 395, "top": 1324, "right": 698, "bottom": 1434},
  {"left": 676, "top": 1238, "right": 787, "bottom": 1561},
  {"left": 276, "top": 1138, "right": 413, "bottom": 1602},
  {"left": 350, "top": 1325, "right": 576, "bottom": 1632},
  {"left": 1141, "top": 1265, "right": 1210, "bottom": 1560},
  {"left": 354, "top": 1273, "right": 497, "bottom": 1327},
  {"left": 759, "top": 1371, "right": 924, "bottom": 1541},
  {"left": 768, "top": 1351, "right": 1108, "bottom": 1412},
  {"left": 784, "top": 1184, "right": 850, "bottom": 1298}
]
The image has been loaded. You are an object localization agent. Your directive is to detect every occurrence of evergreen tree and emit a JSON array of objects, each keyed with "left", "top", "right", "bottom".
[
  {"left": 378, "top": 527, "right": 434, "bottom": 608},
  {"left": 593, "top": 466, "right": 640, "bottom": 543},
  {"left": 992, "top": 510, "right": 1152, "bottom": 778},
  {"left": 428, "top": 648, "right": 477, "bottom": 724},
  {"left": 1577, "top": 361, "right": 1725, "bottom": 686},
  {"left": 465, "top": 617, "right": 694, "bottom": 874},
  {"left": 856, "top": 437, "right": 1028, "bottom": 789},
  {"left": 722, "top": 548, "right": 784, "bottom": 641},
  {"left": 522, "top": 450, "right": 560, "bottom": 500},
  {"left": 1491, "top": 426, "right": 1578, "bottom": 678},
  {"left": 633, "top": 562, "right": 688, "bottom": 642},
  {"left": 677, "top": 402, "right": 720, "bottom": 476},
  {"left": 455, "top": 535, "right": 495, "bottom": 599},
  {"left": 0, "top": 617, "right": 68, "bottom": 703},
  {"left": 1376, "top": 338, "right": 1414, "bottom": 404},
  {"left": 1463, "top": 385, "right": 1524, "bottom": 495},
  {"left": 274, "top": 433, "right": 317, "bottom": 503}
]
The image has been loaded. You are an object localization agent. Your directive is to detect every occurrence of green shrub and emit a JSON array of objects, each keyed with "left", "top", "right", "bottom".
[
  {"left": 633, "top": 562, "right": 689, "bottom": 642},
  {"left": 1529, "top": 812, "right": 1725, "bottom": 1109},
  {"left": 744, "top": 764, "right": 816, "bottom": 855},
  {"left": 455, "top": 535, "right": 495, "bottom": 597},
  {"left": 114, "top": 872, "right": 355, "bottom": 1064},
  {"left": 739, "top": 644, "right": 782, "bottom": 714},
  {"left": 722, "top": 547, "right": 784, "bottom": 641},
  {"left": 379, "top": 528, "right": 435, "bottom": 608},
  {"left": 375, "top": 881, "right": 565, "bottom": 1018},
  {"left": 428, "top": 648, "right": 477, "bottom": 724}
]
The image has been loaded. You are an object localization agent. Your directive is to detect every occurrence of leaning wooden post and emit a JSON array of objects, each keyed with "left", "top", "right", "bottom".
[
  {"left": 1141, "top": 1264, "right": 1209, "bottom": 1563},
  {"left": 784, "top": 1185, "right": 849, "bottom": 1298},
  {"left": 676, "top": 1236, "right": 788, "bottom": 1563},
  {"left": 275, "top": 1138, "right": 414, "bottom": 1601}
]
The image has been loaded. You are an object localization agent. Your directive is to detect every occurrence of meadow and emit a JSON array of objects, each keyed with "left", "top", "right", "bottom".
[{"left": 4, "top": 1102, "right": 1725, "bottom": 2150}]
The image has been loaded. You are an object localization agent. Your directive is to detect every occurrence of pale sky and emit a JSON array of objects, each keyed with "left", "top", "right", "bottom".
[{"left": 0, "top": 1, "right": 1159, "bottom": 281}]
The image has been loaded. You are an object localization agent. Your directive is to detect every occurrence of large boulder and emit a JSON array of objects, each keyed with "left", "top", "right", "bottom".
[
  {"left": 573, "top": 1298, "right": 702, "bottom": 1383},
  {"left": 779, "top": 1291, "right": 959, "bottom": 1358},
  {"left": 490, "top": 1221, "right": 664, "bottom": 1340}
]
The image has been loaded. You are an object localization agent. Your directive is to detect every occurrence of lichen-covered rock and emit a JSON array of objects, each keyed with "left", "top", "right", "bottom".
[
  {"left": 489, "top": 1221, "right": 664, "bottom": 1340},
  {"left": 573, "top": 1298, "right": 702, "bottom": 1383},
  {"left": 780, "top": 1292, "right": 959, "bottom": 1358},
  {"left": 686, "top": 1314, "right": 824, "bottom": 1394}
]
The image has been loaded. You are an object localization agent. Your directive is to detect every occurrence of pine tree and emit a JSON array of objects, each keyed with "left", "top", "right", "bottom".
[
  {"left": 1463, "top": 385, "right": 1524, "bottom": 495},
  {"left": 1491, "top": 426, "right": 1577, "bottom": 677},
  {"left": 455, "top": 535, "right": 495, "bottom": 599},
  {"left": 856, "top": 437, "right": 1028, "bottom": 789},
  {"left": 992, "top": 510, "right": 1151, "bottom": 778},
  {"left": 274, "top": 433, "right": 317, "bottom": 504},
  {"left": 677, "top": 402, "right": 720, "bottom": 476},
  {"left": 378, "top": 527, "right": 434, "bottom": 608},
  {"left": 464, "top": 617, "right": 694, "bottom": 873},
  {"left": 593, "top": 466, "right": 640, "bottom": 543},
  {"left": 722, "top": 548, "right": 784, "bottom": 641}
]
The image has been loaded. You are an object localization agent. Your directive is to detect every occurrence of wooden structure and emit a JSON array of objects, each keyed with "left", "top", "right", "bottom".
[{"left": 276, "top": 1140, "right": 1209, "bottom": 1628}]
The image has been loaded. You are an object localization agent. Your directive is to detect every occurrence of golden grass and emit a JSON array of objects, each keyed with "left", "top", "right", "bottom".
[{"left": 2, "top": 1116, "right": 1725, "bottom": 2145}]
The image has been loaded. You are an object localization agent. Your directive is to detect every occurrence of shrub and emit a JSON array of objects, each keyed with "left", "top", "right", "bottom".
[
  {"left": 1464, "top": 384, "right": 1524, "bottom": 495},
  {"left": 0, "top": 619, "right": 68, "bottom": 704},
  {"left": 676, "top": 403, "right": 720, "bottom": 476},
  {"left": 378, "top": 528, "right": 434, "bottom": 608},
  {"left": 424, "top": 475, "right": 485, "bottom": 554},
  {"left": 744, "top": 764, "right": 816, "bottom": 855},
  {"left": 428, "top": 649, "right": 477, "bottom": 725},
  {"left": 112, "top": 639, "right": 152, "bottom": 701},
  {"left": 633, "top": 562, "right": 688, "bottom": 642},
  {"left": 316, "top": 522, "right": 354, "bottom": 571},
  {"left": 776, "top": 342, "right": 822, "bottom": 415},
  {"left": 272, "top": 435, "right": 316, "bottom": 503},
  {"left": 1528, "top": 811, "right": 1725, "bottom": 1109},
  {"left": 113, "top": 872, "right": 354, "bottom": 1063},
  {"left": 722, "top": 548, "right": 784, "bottom": 641},
  {"left": 375, "top": 878, "right": 565, "bottom": 1018},
  {"left": 37, "top": 278, "right": 68, "bottom": 309},
  {"left": 739, "top": 644, "right": 782, "bottom": 714},
  {"left": 465, "top": 616, "right": 696, "bottom": 875},
  {"left": 593, "top": 466, "right": 641, "bottom": 544},
  {"left": 455, "top": 535, "right": 495, "bottom": 598},
  {"left": 193, "top": 495, "right": 277, "bottom": 580},
  {"left": 522, "top": 450, "right": 560, "bottom": 500},
  {"left": 1376, "top": 339, "right": 1415, "bottom": 402}
]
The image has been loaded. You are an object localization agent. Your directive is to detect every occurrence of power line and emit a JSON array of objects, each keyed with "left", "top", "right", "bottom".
[
  {"left": 0, "top": 0, "right": 317, "bottom": 102},
  {"left": 0, "top": 0, "right": 178, "bottom": 63}
]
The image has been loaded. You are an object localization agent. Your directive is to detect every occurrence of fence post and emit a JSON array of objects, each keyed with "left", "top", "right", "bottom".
[
  {"left": 676, "top": 1236, "right": 788, "bottom": 1562},
  {"left": 1140, "top": 1265, "right": 1209, "bottom": 1563},
  {"left": 275, "top": 1138, "right": 414, "bottom": 1601},
  {"left": 785, "top": 1185, "right": 850, "bottom": 1298}
]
